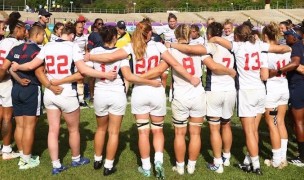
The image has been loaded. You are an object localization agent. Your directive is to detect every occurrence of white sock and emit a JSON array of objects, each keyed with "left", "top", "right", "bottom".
[
  {"left": 250, "top": 156, "right": 260, "bottom": 170},
  {"left": 272, "top": 149, "right": 282, "bottom": 167},
  {"left": 104, "top": 159, "right": 114, "bottom": 169},
  {"left": 188, "top": 160, "right": 196, "bottom": 167},
  {"left": 243, "top": 153, "right": 251, "bottom": 165},
  {"left": 214, "top": 157, "right": 223, "bottom": 165},
  {"left": 169, "top": 88, "right": 173, "bottom": 102},
  {"left": 281, "top": 139, "right": 288, "bottom": 161},
  {"left": 72, "top": 155, "right": 80, "bottom": 162},
  {"left": 2, "top": 145, "right": 12, "bottom": 153},
  {"left": 223, "top": 152, "right": 231, "bottom": 159},
  {"left": 154, "top": 152, "right": 163, "bottom": 164},
  {"left": 52, "top": 159, "right": 62, "bottom": 168},
  {"left": 94, "top": 154, "right": 102, "bottom": 161},
  {"left": 19, "top": 150, "right": 23, "bottom": 156},
  {"left": 22, "top": 154, "right": 31, "bottom": 163},
  {"left": 141, "top": 157, "right": 151, "bottom": 170},
  {"left": 176, "top": 161, "right": 185, "bottom": 168}
]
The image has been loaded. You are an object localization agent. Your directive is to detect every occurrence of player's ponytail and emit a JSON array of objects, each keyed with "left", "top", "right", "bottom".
[
  {"left": 175, "top": 24, "right": 190, "bottom": 43},
  {"left": 262, "top": 22, "right": 280, "bottom": 42},
  {"left": 234, "top": 25, "right": 256, "bottom": 44},
  {"left": 7, "top": 11, "right": 24, "bottom": 35},
  {"left": 132, "top": 20, "right": 152, "bottom": 60}
]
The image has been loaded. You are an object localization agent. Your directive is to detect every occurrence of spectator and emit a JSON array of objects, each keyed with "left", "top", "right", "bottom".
[
  {"left": 34, "top": 9, "right": 52, "bottom": 45},
  {"left": 50, "top": 22, "right": 64, "bottom": 42}
]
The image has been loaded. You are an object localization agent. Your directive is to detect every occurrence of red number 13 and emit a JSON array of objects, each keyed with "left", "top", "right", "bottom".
[{"left": 244, "top": 52, "right": 260, "bottom": 71}]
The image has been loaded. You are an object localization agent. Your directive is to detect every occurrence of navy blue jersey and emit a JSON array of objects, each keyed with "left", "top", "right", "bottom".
[
  {"left": 87, "top": 32, "right": 103, "bottom": 51},
  {"left": 6, "top": 42, "right": 41, "bottom": 86},
  {"left": 287, "top": 41, "right": 304, "bottom": 84}
]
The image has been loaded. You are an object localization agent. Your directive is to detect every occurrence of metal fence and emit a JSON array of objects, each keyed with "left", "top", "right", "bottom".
[{"left": 1, "top": 5, "right": 304, "bottom": 14}]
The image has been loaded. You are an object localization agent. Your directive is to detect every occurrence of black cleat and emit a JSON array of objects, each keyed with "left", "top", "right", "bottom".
[
  {"left": 238, "top": 163, "right": 252, "bottom": 173},
  {"left": 103, "top": 167, "right": 117, "bottom": 176},
  {"left": 79, "top": 101, "right": 89, "bottom": 107},
  {"left": 94, "top": 160, "right": 102, "bottom": 170},
  {"left": 252, "top": 168, "right": 263, "bottom": 175}
]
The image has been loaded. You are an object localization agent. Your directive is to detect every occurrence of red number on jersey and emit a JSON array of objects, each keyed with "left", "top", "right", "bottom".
[
  {"left": 0, "top": 50, "right": 6, "bottom": 67},
  {"left": 135, "top": 55, "right": 159, "bottom": 74},
  {"left": 45, "top": 55, "right": 69, "bottom": 74},
  {"left": 57, "top": 55, "right": 69, "bottom": 74},
  {"left": 99, "top": 64, "right": 118, "bottom": 81},
  {"left": 276, "top": 59, "right": 286, "bottom": 77},
  {"left": 222, "top": 58, "right": 231, "bottom": 68},
  {"left": 46, "top": 55, "right": 55, "bottom": 74},
  {"left": 244, "top": 52, "right": 260, "bottom": 71},
  {"left": 182, "top": 57, "right": 195, "bottom": 75}
]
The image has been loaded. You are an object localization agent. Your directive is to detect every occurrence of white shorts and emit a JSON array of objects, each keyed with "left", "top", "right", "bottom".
[
  {"left": 131, "top": 86, "right": 166, "bottom": 116},
  {"left": 265, "top": 91, "right": 289, "bottom": 108},
  {"left": 172, "top": 92, "right": 206, "bottom": 120},
  {"left": 237, "top": 89, "right": 266, "bottom": 117},
  {"left": 206, "top": 90, "right": 236, "bottom": 119},
  {"left": 94, "top": 90, "right": 127, "bottom": 116},
  {"left": 44, "top": 91, "right": 79, "bottom": 113},
  {"left": 0, "top": 80, "right": 12, "bottom": 107}
]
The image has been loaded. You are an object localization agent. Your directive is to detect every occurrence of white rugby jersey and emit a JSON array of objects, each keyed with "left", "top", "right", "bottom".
[
  {"left": 156, "top": 24, "right": 177, "bottom": 42},
  {"left": 170, "top": 48, "right": 205, "bottom": 99},
  {"left": 205, "top": 44, "right": 235, "bottom": 92},
  {"left": 0, "top": 38, "right": 22, "bottom": 86},
  {"left": 91, "top": 46, "right": 129, "bottom": 92},
  {"left": 263, "top": 51, "right": 291, "bottom": 90},
  {"left": 222, "top": 33, "right": 234, "bottom": 41},
  {"left": 36, "top": 40, "right": 83, "bottom": 96},
  {"left": 50, "top": 34, "right": 60, "bottom": 42},
  {"left": 74, "top": 34, "right": 88, "bottom": 55},
  {"left": 232, "top": 41, "right": 269, "bottom": 90},
  {"left": 123, "top": 41, "right": 167, "bottom": 83},
  {"left": 190, "top": 36, "right": 205, "bottom": 45}
]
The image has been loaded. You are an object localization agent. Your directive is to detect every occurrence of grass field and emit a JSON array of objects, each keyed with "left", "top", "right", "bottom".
[{"left": 0, "top": 101, "right": 303, "bottom": 179}]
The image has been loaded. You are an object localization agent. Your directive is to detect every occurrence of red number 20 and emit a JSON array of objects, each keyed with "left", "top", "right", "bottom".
[
  {"left": 135, "top": 55, "right": 158, "bottom": 74},
  {"left": 46, "top": 55, "right": 69, "bottom": 74}
]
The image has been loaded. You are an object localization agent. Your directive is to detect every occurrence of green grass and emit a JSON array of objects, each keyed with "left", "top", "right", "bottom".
[{"left": 0, "top": 102, "right": 303, "bottom": 179}]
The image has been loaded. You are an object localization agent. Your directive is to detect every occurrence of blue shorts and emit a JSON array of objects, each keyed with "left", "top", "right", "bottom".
[
  {"left": 289, "top": 82, "right": 304, "bottom": 109},
  {"left": 12, "top": 84, "right": 41, "bottom": 116}
]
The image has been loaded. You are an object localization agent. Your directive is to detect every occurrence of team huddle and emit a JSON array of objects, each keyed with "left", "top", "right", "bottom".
[{"left": 0, "top": 9, "right": 304, "bottom": 178}]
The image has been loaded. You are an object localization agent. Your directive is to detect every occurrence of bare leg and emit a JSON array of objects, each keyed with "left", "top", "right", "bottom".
[
  {"left": 188, "top": 117, "right": 203, "bottom": 161},
  {"left": 94, "top": 115, "right": 109, "bottom": 157},
  {"left": 2, "top": 107, "right": 13, "bottom": 147},
  {"left": 22, "top": 116, "right": 38, "bottom": 155},
  {"left": 62, "top": 108, "right": 81, "bottom": 157},
  {"left": 47, "top": 109, "right": 62, "bottom": 161},
  {"left": 105, "top": 114, "right": 122, "bottom": 160}
]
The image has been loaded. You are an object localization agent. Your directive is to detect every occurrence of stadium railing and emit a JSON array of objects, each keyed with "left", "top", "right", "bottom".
[{"left": 1, "top": 5, "right": 304, "bottom": 14}]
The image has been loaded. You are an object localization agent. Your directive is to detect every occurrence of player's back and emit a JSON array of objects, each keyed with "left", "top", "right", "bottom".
[
  {"left": 126, "top": 41, "right": 165, "bottom": 80},
  {"left": 170, "top": 48, "right": 204, "bottom": 99},
  {"left": 205, "top": 44, "right": 235, "bottom": 91},
  {"left": 232, "top": 41, "right": 268, "bottom": 90},
  {"left": 0, "top": 38, "right": 20, "bottom": 66},
  {"left": 91, "top": 46, "right": 128, "bottom": 91},
  {"left": 265, "top": 52, "right": 290, "bottom": 89},
  {"left": 43, "top": 40, "right": 77, "bottom": 81}
]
